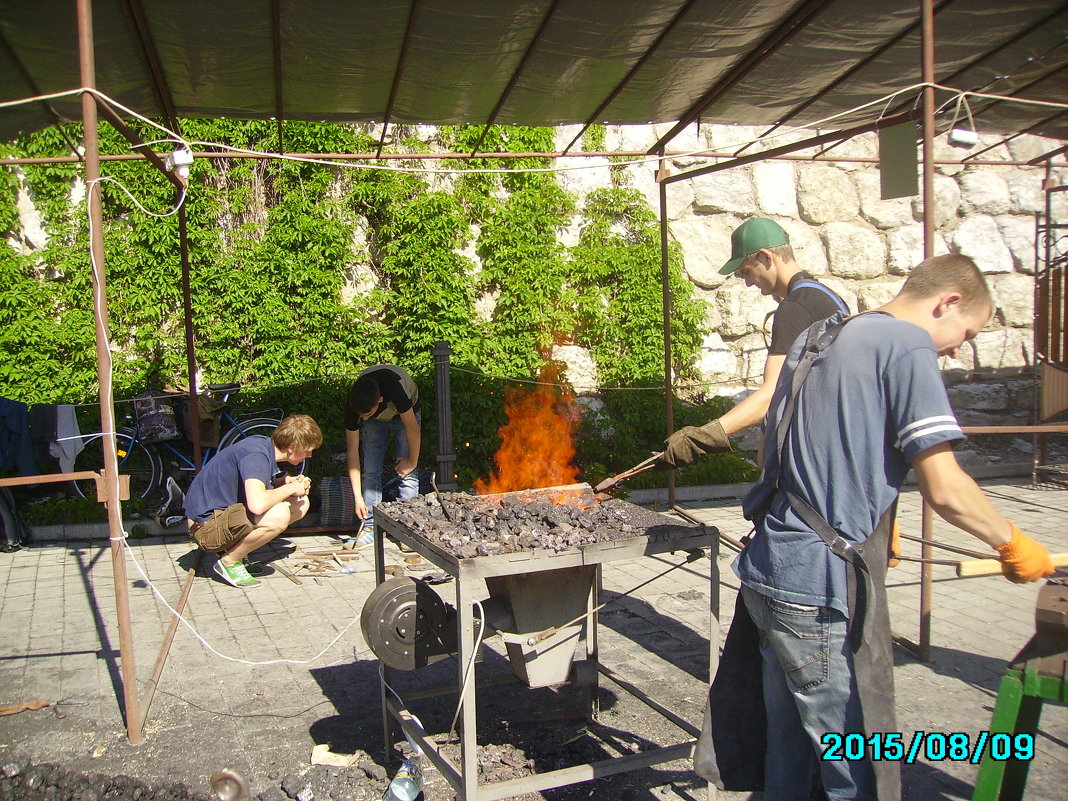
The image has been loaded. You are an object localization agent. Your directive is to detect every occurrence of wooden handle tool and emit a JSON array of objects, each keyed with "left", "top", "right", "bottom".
[{"left": 956, "top": 552, "right": 1068, "bottom": 578}]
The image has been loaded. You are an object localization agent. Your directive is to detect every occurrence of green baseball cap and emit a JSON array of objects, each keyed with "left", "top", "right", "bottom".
[{"left": 719, "top": 217, "right": 790, "bottom": 275}]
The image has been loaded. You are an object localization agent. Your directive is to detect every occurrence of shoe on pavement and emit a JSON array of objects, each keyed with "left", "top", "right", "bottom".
[
  {"left": 242, "top": 557, "right": 264, "bottom": 576},
  {"left": 214, "top": 559, "right": 261, "bottom": 588},
  {"left": 355, "top": 528, "right": 375, "bottom": 549}
]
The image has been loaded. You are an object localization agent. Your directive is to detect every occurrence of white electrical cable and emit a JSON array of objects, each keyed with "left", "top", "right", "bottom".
[
  {"left": 447, "top": 363, "right": 748, "bottom": 391},
  {"left": 120, "top": 536, "right": 370, "bottom": 666},
  {"left": 3, "top": 83, "right": 1065, "bottom": 180},
  {"left": 90, "top": 175, "right": 187, "bottom": 218}
]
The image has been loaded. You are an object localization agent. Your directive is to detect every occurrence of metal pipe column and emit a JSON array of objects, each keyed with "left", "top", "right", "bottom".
[
  {"left": 433, "top": 341, "right": 457, "bottom": 491},
  {"left": 658, "top": 151, "right": 676, "bottom": 507},
  {"left": 179, "top": 205, "right": 203, "bottom": 470},
  {"left": 917, "top": 0, "right": 937, "bottom": 661},
  {"left": 76, "top": 0, "right": 141, "bottom": 742}
]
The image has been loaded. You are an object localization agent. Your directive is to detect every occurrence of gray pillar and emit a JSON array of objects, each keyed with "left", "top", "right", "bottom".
[{"left": 433, "top": 341, "right": 457, "bottom": 490}]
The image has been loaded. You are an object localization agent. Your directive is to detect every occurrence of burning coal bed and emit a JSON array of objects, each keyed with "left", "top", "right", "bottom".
[{"left": 378, "top": 490, "right": 686, "bottom": 558}]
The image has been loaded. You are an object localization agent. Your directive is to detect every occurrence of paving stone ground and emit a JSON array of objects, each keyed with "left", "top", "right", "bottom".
[{"left": 0, "top": 477, "right": 1065, "bottom": 800}]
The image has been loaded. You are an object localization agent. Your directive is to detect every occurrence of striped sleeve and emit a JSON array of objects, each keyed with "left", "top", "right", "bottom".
[
  {"left": 896, "top": 415, "right": 963, "bottom": 451},
  {"left": 887, "top": 346, "right": 965, "bottom": 461}
]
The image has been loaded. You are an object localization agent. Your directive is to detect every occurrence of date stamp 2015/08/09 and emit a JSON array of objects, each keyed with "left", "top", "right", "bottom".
[{"left": 820, "top": 732, "right": 1035, "bottom": 764}]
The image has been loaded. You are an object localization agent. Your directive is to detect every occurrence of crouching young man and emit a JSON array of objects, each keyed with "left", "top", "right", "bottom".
[{"left": 183, "top": 414, "right": 322, "bottom": 588}]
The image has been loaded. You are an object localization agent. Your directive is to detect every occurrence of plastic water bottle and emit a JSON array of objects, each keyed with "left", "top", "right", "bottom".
[{"left": 382, "top": 757, "right": 423, "bottom": 801}]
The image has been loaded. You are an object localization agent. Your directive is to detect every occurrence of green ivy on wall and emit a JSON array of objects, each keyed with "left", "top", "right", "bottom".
[{"left": 0, "top": 119, "right": 754, "bottom": 491}]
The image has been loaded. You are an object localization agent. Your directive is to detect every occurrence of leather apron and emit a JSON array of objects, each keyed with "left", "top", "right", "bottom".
[{"left": 695, "top": 314, "right": 901, "bottom": 800}]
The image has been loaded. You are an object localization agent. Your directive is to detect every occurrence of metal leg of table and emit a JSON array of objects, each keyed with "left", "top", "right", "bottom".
[
  {"left": 373, "top": 520, "right": 400, "bottom": 762},
  {"left": 456, "top": 574, "right": 480, "bottom": 800},
  {"left": 588, "top": 565, "right": 601, "bottom": 720},
  {"left": 972, "top": 666, "right": 1051, "bottom": 801}
]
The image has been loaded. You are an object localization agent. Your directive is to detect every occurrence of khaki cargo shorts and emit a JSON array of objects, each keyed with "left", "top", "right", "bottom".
[{"left": 188, "top": 503, "right": 253, "bottom": 553}]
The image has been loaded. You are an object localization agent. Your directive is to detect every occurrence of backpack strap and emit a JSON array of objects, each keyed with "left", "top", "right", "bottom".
[{"left": 790, "top": 280, "right": 849, "bottom": 315}]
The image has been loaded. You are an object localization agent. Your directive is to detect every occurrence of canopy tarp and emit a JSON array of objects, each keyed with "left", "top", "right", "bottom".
[{"left": 1, "top": 0, "right": 1066, "bottom": 147}]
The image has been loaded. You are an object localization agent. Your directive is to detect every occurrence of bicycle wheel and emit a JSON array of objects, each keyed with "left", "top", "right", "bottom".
[
  {"left": 71, "top": 430, "right": 162, "bottom": 502},
  {"left": 218, "top": 417, "right": 281, "bottom": 450},
  {"left": 219, "top": 417, "right": 306, "bottom": 475}
]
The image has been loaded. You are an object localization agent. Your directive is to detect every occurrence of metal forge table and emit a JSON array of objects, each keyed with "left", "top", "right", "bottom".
[{"left": 370, "top": 490, "right": 720, "bottom": 801}]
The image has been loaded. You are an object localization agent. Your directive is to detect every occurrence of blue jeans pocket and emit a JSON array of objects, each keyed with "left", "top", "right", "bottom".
[{"left": 765, "top": 597, "right": 830, "bottom": 693}]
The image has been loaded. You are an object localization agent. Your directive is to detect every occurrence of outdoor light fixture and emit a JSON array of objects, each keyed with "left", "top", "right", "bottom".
[
  {"left": 947, "top": 127, "right": 979, "bottom": 148},
  {"left": 164, "top": 148, "right": 194, "bottom": 179}
]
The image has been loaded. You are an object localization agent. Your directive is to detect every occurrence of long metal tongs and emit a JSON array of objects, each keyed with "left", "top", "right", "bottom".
[{"left": 593, "top": 451, "right": 664, "bottom": 494}]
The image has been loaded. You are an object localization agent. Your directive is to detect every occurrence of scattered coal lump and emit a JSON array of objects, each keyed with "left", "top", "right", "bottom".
[
  {"left": 0, "top": 757, "right": 211, "bottom": 801},
  {"left": 378, "top": 490, "right": 697, "bottom": 558}
]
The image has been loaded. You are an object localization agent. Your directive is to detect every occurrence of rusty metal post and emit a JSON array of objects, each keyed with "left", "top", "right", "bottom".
[
  {"left": 919, "top": 500, "right": 934, "bottom": 661},
  {"left": 1035, "top": 160, "right": 1054, "bottom": 482},
  {"left": 433, "top": 341, "right": 457, "bottom": 491},
  {"left": 920, "top": 0, "right": 936, "bottom": 260},
  {"left": 658, "top": 151, "right": 676, "bottom": 507},
  {"left": 178, "top": 205, "right": 203, "bottom": 470},
  {"left": 77, "top": 0, "right": 141, "bottom": 743},
  {"left": 135, "top": 551, "right": 202, "bottom": 733}
]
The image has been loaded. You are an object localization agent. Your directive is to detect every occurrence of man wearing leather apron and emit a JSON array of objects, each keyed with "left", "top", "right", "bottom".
[{"left": 693, "top": 254, "right": 1054, "bottom": 800}]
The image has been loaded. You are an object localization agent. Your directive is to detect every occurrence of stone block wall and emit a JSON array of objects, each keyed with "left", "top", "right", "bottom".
[{"left": 593, "top": 124, "right": 1067, "bottom": 440}]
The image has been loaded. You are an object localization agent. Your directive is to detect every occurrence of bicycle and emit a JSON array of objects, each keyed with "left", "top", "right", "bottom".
[{"left": 70, "top": 383, "right": 289, "bottom": 502}]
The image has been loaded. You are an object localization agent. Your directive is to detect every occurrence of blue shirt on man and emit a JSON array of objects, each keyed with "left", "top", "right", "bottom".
[
  {"left": 183, "top": 435, "right": 278, "bottom": 523},
  {"left": 734, "top": 311, "right": 964, "bottom": 615}
]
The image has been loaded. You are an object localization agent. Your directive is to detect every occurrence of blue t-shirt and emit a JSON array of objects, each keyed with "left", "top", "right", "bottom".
[
  {"left": 734, "top": 312, "right": 964, "bottom": 614},
  {"left": 183, "top": 435, "right": 278, "bottom": 522}
]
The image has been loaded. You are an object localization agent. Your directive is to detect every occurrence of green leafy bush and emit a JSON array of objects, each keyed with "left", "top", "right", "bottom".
[{"left": 1, "top": 119, "right": 751, "bottom": 509}]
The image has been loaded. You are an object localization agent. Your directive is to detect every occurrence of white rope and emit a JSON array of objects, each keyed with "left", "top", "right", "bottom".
[{"left": 120, "top": 536, "right": 370, "bottom": 666}]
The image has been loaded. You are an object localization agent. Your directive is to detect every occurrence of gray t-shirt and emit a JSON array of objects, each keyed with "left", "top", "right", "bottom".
[{"left": 734, "top": 312, "right": 964, "bottom": 614}]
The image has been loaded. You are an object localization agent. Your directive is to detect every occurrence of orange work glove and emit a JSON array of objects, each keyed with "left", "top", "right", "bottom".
[
  {"left": 888, "top": 520, "right": 901, "bottom": 568},
  {"left": 995, "top": 524, "right": 1055, "bottom": 584}
]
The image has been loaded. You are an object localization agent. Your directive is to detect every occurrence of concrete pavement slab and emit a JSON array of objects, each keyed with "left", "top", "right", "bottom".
[{"left": 0, "top": 478, "right": 1064, "bottom": 800}]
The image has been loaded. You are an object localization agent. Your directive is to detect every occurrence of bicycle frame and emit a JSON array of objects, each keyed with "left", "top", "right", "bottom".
[
  {"left": 158, "top": 410, "right": 282, "bottom": 473},
  {"left": 71, "top": 387, "right": 288, "bottom": 501}
]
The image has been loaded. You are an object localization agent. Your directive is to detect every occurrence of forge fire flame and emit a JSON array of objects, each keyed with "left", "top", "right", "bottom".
[{"left": 475, "top": 365, "right": 582, "bottom": 496}]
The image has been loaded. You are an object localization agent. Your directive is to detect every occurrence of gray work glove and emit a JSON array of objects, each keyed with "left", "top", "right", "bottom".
[{"left": 656, "top": 419, "right": 731, "bottom": 469}]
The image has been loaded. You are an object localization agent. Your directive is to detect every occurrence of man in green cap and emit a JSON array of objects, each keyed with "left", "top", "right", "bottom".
[{"left": 659, "top": 216, "right": 849, "bottom": 467}]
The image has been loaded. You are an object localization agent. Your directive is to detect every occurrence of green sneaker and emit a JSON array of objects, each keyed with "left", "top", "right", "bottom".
[
  {"left": 242, "top": 557, "right": 264, "bottom": 576},
  {"left": 214, "top": 559, "right": 261, "bottom": 588}
]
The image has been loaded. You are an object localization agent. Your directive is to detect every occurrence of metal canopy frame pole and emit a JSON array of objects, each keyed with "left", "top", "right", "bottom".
[
  {"left": 433, "top": 341, "right": 457, "bottom": 491},
  {"left": 468, "top": 0, "right": 562, "bottom": 157},
  {"left": 376, "top": 0, "right": 421, "bottom": 158},
  {"left": 660, "top": 111, "right": 913, "bottom": 187},
  {"left": 658, "top": 150, "right": 676, "bottom": 508},
  {"left": 76, "top": 0, "right": 141, "bottom": 744},
  {"left": 3, "top": 148, "right": 1060, "bottom": 170},
  {"left": 178, "top": 205, "right": 203, "bottom": 470},
  {"left": 915, "top": 0, "right": 938, "bottom": 663}
]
